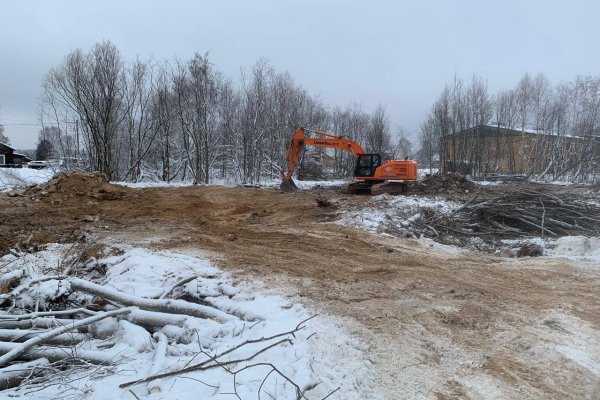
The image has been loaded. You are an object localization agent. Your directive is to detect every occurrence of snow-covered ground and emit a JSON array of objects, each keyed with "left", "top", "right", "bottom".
[
  {"left": 292, "top": 179, "right": 348, "bottom": 190},
  {"left": 113, "top": 180, "right": 197, "bottom": 189},
  {"left": 258, "top": 178, "right": 349, "bottom": 191},
  {"left": 0, "top": 168, "right": 54, "bottom": 192},
  {"left": 0, "top": 245, "right": 377, "bottom": 399},
  {"left": 114, "top": 178, "right": 350, "bottom": 191},
  {"left": 337, "top": 193, "right": 460, "bottom": 234}
]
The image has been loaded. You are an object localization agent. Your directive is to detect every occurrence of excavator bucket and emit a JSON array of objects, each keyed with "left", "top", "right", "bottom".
[{"left": 280, "top": 177, "right": 298, "bottom": 192}]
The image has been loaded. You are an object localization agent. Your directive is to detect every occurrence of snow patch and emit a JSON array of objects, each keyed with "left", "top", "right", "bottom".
[
  {"left": 546, "top": 236, "right": 600, "bottom": 264},
  {"left": 113, "top": 180, "right": 196, "bottom": 188},
  {"left": 0, "top": 168, "right": 54, "bottom": 192},
  {"left": 338, "top": 194, "right": 460, "bottom": 235},
  {"left": 474, "top": 180, "right": 502, "bottom": 186}
]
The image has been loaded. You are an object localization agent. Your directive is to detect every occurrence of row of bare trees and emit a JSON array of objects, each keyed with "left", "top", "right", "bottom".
[
  {"left": 419, "top": 73, "right": 600, "bottom": 182},
  {"left": 40, "top": 41, "right": 404, "bottom": 183}
]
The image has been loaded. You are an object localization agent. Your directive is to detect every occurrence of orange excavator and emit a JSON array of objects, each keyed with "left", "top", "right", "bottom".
[{"left": 280, "top": 127, "right": 418, "bottom": 195}]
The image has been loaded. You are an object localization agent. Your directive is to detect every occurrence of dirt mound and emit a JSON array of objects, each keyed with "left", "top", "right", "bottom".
[
  {"left": 27, "top": 170, "right": 127, "bottom": 201},
  {"left": 411, "top": 172, "right": 476, "bottom": 195}
]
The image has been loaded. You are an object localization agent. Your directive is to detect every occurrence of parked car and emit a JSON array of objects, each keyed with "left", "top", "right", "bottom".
[{"left": 28, "top": 160, "right": 53, "bottom": 169}]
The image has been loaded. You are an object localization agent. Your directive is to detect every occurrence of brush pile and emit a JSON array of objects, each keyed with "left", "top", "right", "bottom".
[
  {"left": 0, "top": 244, "right": 344, "bottom": 399},
  {"left": 420, "top": 189, "right": 600, "bottom": 239}
]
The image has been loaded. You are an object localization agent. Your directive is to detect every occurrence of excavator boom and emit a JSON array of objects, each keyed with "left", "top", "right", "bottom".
[{"left": 281, "top": 127, "right": 365, "bottom": 192}]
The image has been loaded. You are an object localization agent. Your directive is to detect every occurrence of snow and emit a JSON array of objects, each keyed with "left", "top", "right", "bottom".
[
  {"left": 0, "top": 245, "right": 377, "bottom": 399},
  {"left": 0, "top": 168, "right": 53, "bottom": 192},
  {"left": 293, "top": 179, "right": 349, "bottom": 189},
  {"left": 417, "top": 167, "right": 438, "bottom": 177},
  {"left": 547, "top": 236, "right": 600, "bottom": 264},
  {"left": 338, "top": 193, "right": 459, "bottom": 232},
  {"left": 256, "top": 178, "right": 349, "bottom": 190},
  {"left": 113, "top": 178, "right": 351, "bottom": 191},
  {"left": 0, "top": 166, "right": 344, "bottom": 192},
  {"left": 484, "top": 123, "right": 583, "bottom": 139},
  {"left": 113, "top": 180, "right": 196, "bottom": 189},
  {"left": 336, "top": 194, "right": 470, "bottom": 254},
  {"left": 474, "top": 180, "right": 502, "bottom": 186}
]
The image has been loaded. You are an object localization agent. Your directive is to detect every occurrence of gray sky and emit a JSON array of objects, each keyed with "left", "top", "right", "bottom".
[{"left": 1, "top": 0, "right": 599, "bottom": 150}]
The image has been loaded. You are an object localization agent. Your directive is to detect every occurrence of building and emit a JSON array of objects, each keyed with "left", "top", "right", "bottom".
[
  {"left": 444, "top": 124, "right": 588, "bottom": 177},
  {"left": 0, "top": 142, "right": 32, "bottom": 168}
]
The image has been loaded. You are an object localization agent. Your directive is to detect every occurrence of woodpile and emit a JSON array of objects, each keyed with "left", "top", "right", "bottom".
[
  {"left": 419, "top": 189, "right": 600, "bottom": 239},
  {"left": 0, "top": 245, "right": 331, "bottom": 397}
]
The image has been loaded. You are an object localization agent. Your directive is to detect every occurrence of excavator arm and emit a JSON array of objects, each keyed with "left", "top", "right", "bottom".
[{"left": 280, "top": 127, "right": 365, "bottom": 192}]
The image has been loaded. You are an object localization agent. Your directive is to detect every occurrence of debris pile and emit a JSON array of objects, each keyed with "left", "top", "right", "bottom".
[
  {"left": 0, "top": 245, "right": 344, "bottom": 399},
  {"left": 516, "top": 243, "right": 544, "bottom": 257},
  {"left": 418, "top": 189, "right": 600, "bottom": 240},
  {"left": 412, "top": 173, "right": 476, "bottom": 195}
]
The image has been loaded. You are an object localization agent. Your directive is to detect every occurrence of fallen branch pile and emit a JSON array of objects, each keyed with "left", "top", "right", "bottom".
[
  {"left": 0, "top": 245, "right": 338, "bottom": 399},
  {"left": 0, "top": 271, "right": 248, "bottom": 391},
  {"left": 419, "top": 189, "right": 600, "bottom": 239}
]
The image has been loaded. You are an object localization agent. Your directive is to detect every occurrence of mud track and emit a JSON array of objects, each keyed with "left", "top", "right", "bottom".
[{"left": 1, "top": 183, "right": 599, "bottom": 399}]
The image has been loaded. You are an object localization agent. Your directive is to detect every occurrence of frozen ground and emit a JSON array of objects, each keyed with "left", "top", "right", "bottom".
[
  {"left": 1, "top": 173, "right": 599, "bottom": 398},
  {"left": 0, "top": 245, "right": 376, "bottom": 399}
]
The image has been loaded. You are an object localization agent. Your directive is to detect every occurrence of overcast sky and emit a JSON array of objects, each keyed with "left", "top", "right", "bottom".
[{"left": 1, "top": 0, "right": 599, "bottom": 149}]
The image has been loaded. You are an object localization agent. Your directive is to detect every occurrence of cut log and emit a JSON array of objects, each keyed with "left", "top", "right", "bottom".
[
  {"left": 0, "top": 307, "right": 132, "bottom": 366},
  {"left": 69, "top": 278, "right": 238, "bottom": 323},
  {"left": 0, "top": 318, "right": 90, "bottom": 331},
  {"left": 0, "top": 342, "right": 114, "bottom": 365},
  {"left": 0, "top": 358, "right": 50, "bottom": 390},
  {"left": 0, "top": 329, "right": 87, "bottom": 345}
]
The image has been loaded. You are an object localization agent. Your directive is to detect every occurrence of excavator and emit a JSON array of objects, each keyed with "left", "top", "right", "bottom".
[{"left": 280, "top": 127, "right": 418, "bottom": 195}]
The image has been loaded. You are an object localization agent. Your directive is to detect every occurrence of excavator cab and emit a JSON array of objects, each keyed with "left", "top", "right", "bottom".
[{"left": 354, "top": 154, "right": 381, "bottom": 178}]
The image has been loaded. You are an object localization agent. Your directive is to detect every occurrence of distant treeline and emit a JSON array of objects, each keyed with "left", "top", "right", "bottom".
[{"left": 38, "top": 41, "right": 413, "bottom": 183}]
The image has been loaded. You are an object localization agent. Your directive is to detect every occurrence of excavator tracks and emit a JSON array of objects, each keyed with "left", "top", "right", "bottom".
[
  {"left": 370, "top": 182, "right": 409, "bottom": 196},
  {"left": 340, "top": 181, "right": 409, "bottom": 195}
]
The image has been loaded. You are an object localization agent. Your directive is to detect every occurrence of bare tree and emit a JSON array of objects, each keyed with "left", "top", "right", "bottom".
[
  {"left": 418, "top": 116, "right": 438, "bottom": 174},
  {"left": 120, "top": 58, "right": 160, "bottom": 181},
  {"left": 42, "top": 41, "right": 126, "bottom": 179},
  {"left": 173, "top": 53, "right": 221, "bottom": 184},
  {"left": 395, "top": 127, "right": 415, "bottom": 160},
  {"left": 366, "top": 104, "right": 393, "bottom": 157}
]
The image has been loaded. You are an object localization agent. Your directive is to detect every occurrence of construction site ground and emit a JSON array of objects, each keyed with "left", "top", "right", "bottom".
[{"left": 1, "top": 175, "right": 599, "bottom": 399}]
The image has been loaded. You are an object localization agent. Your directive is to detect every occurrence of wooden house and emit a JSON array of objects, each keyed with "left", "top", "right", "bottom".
[{"left": 0, "top": 142, "right": 31, "bottom": 167}]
